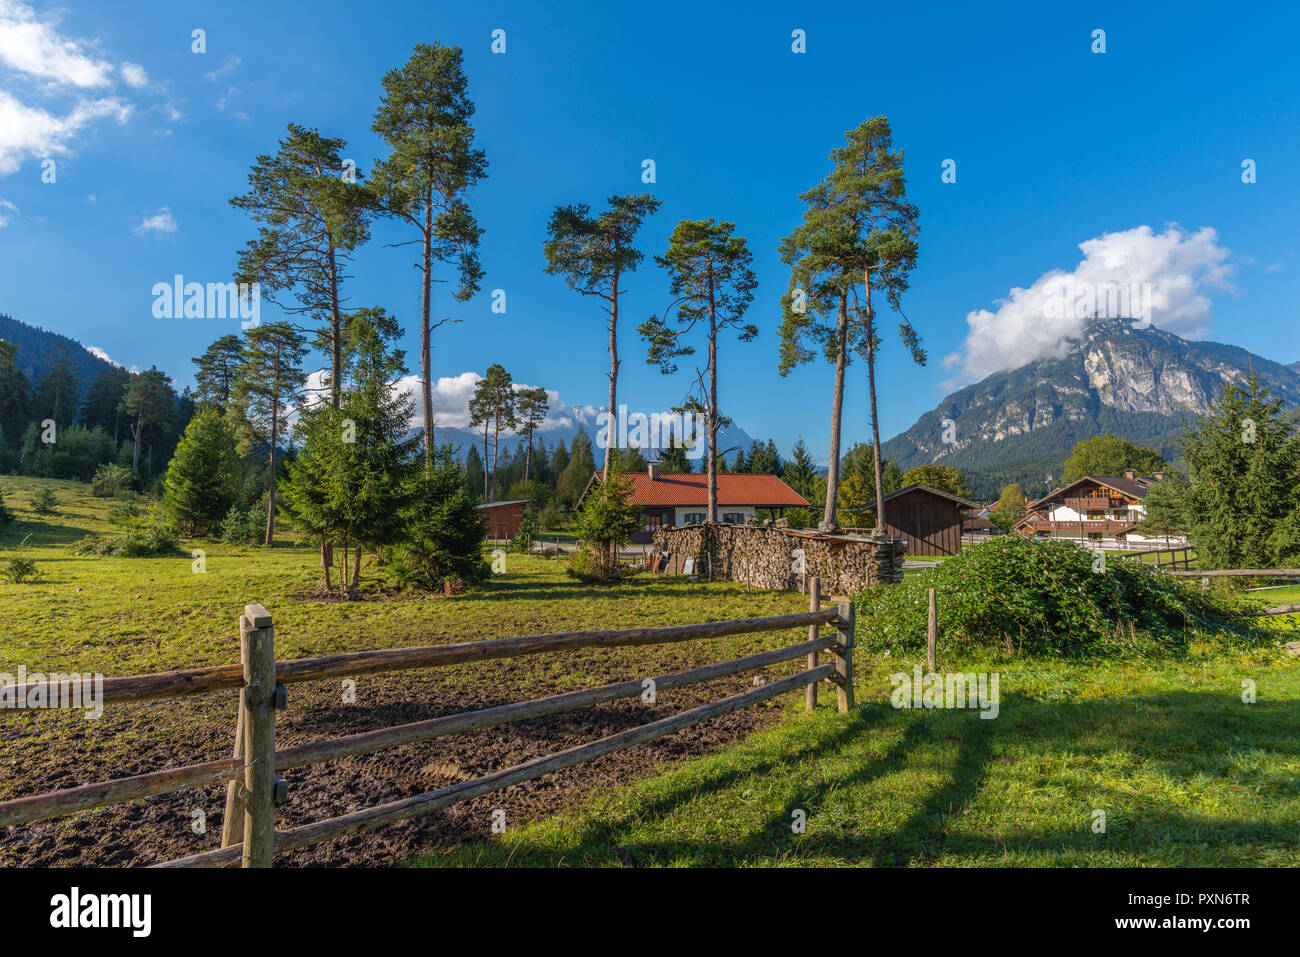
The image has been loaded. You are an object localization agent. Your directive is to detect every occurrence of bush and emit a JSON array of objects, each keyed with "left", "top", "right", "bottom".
[
  {"left": 1, "top": 535, "right": 38, "bottom": 583},
  {"left": 855, "top": 536, "right": 1261, "bottom": 658},
  {"left": 221, "top": 503, "right": 265, "bottom": 545},
  {"left": 107, "top": 496, "right": 142, "bottom": 526},
  {"left": 388, "top": 451, "right": 488, "bottom": 592},
  {"left": 30, "top": 487, "right": 58, "bottom": 514},
  {"left": 91, "top": 464, "right": 135, "bottom": 498},
  {"left": 508, "top": 513, "right": 540, "bottom": 554},
  {"left": 71, "top": 504, "right": 183, "bottom": 557},
  {"left": 570, "top": 473, "right": 641, "bottom": 582}
]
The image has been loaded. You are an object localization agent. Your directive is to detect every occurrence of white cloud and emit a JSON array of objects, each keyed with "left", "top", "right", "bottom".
[
  {"left": 943, "top": 225, "right": 1233, "bottom": 384},
  {"left": 204, "top": 54, "right": 240, "bottom": 82},
  {"left": 119, "top": 61, "right": 147, "bottom": 88},
  {"left": 0, "top": 0, "right": 113, "bottom": 87},
  {"left": 0, "top": 90, "right": 130, "bottom": 175},
  {"left": 133, "top": 206, "right": 176, "bottom": 236},
  {"left": 0, "top": 197, "right": 16, "bottom": 226}
]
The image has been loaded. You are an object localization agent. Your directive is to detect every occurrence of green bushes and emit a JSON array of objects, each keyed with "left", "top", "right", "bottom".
[
  {"left": 220, "top": 503, "right": 264, "bottom": 545},
  {"left": 1, "top": 536, "right": 37, "bottom": 583},
  {"left": 30, "top": 487, "right": 58, "bottom": 514},
  {"left": 70, "top": 503, "right": 183, "bottom": 557},
  {"left": 91, "top": 464, "right": 135, "bottom": 498},
  {"left": 855, "top": 536, "right": 1261, "bottom": 658}
]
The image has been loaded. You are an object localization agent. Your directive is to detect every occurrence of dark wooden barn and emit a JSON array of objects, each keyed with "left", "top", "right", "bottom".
[
  {"left": 477, "top": 500, "right": 530, "bottom": 540},
  {"left": 881, "top": 483, "right": 978, "bottom": 557}
]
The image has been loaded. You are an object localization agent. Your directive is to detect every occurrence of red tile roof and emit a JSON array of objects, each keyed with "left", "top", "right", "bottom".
[{"left": 604, "top": 472, "right": 810, "bottom": 508}]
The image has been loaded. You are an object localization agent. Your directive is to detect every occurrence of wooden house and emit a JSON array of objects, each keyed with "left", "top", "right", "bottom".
[{"left": 880, "top": 483, "right": 979, "bottom": 556}]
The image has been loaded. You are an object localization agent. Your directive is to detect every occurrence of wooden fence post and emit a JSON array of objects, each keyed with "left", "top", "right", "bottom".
[
  {"left": 834, "top": 600, "right": 855, "bottom": 714},
  {"left": 806, "top": 577, "right": 821, "bottom": 712},
  {"left": 927, "top": 587, "right": 938, "bottom": 672},
  {"left": 240, "top": 604, "right": 276, "bottom": 868},
  {"left": 220, "top": 619, "right": 249, "bottom": 849}
]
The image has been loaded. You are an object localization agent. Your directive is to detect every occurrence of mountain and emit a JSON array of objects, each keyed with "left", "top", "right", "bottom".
[
  {"left": 882, "top": 318, "right": 1300, "bottom": 500},
  {"left": 434, "top": 418, "right": 757, "bottom": 466},
  {"left": 0, "top": 314, "right": 121, "bottom": 393}
]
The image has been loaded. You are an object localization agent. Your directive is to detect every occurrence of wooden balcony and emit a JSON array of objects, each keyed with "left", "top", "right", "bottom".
[
  {"left": 1063, "top": 496, "right": 1128, "bottom": 510},
  {"left": 1022, "top": 519, "right": 1134, "bottom": 534}
]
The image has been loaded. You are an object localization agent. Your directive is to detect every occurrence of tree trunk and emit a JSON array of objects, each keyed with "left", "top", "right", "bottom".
[
  {"left": 821, "top": 292, "right": 849, "bottom": 530},
  {"left": 482, "top": 424, "right": 490, "bottom": 500},
  {"left": 420, "top": 194, "right": 434, "bottom": 470},
  {"left": 524, "top": 431, "right": 533, "bottom": 483},
  {"left": 864, "top": 275, "right": 886, "bottom": 538},
  {"left": 324, "top": 244, "right": 342, "bottom": 576},
  {"left": 131, "top": 416, "right": 142, "bottom": 474},
  {"left": 491, "top": 420, "right": 500, "bottom": 503},
  {"left": 706, "top": 277, "right": 718, "bottom": 525},
  {"left": 348, "top": 545, "right": 362, "bottom": 599},
  {"left": 604, "top": 269, "right": 620, "bottom": 479},
  {"left": 265, "top": 396, "right": 278, "bottom": 546}
]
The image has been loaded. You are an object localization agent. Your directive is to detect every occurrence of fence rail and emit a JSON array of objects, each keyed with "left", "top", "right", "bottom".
[{"left": 0, "top": 584, "right": 851, "bottom": 867}]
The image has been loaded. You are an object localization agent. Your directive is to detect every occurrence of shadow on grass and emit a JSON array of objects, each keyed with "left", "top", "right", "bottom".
[{"left": 422, "top": 689, "right": 1300, "bottom": 867}]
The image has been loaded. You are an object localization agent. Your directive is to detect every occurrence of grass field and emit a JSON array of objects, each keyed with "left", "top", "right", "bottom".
[{"left": 2, "top": 475, "right": 1297, "bottom": 867}]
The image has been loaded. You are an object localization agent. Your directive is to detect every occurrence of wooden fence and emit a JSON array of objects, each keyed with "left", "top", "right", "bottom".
[{"left": 0, "top": 582, "right": 851, "bottom": 867}]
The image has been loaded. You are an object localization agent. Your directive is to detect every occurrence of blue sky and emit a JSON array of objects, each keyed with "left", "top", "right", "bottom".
[{"left": 1, "top": 0, "right": 1297, "bottom": 463}]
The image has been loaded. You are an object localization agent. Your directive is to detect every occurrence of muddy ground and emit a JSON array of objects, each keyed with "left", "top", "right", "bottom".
[{"left": 0, "top": 648, "right": 800, "bottom": 866}]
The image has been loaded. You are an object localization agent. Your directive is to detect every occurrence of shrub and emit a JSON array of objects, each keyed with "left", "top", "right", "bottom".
[
  {"left": 107, "top": 495, "right": 142, "bottom": 526},
  {"left": 855, "top": 536, "right": 1261, "bottom": 658},
  {"left": 91, "top": 464, "right": 135, "bottom": 498},
  {"left": 570, "top": 474, "right": 641, "bottom": 582},
  {"left": 388, "top": 451, "right": 488, "bottom": 592},
  {"left": 30, "top": 487, "right": 58, "bottom": 514},
  {"left": 508, "top": 513, "right": 540, "bottom": 554},
  {"left": 70, "top": 504, "right": 183, "bottom": 558},
  {"left": 221, "top": 503, "right": 265, "bottom": 545},
  {"left": 1, "top": 535, "right": 38, "bottom": 583}
]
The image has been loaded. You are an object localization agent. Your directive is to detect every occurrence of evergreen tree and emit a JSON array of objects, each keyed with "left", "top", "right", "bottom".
[
  {"left": 80, "top": 366, "right": 131, "bottom": 444},
  {"left": 1134, "top": 476, "right": 1189, "bottom": 546},
  {"left": 395, "top": 444, "right": 488, "bottom": 591},
  {"left": 0, "top": 338, "right": 32, "bottom": 452},
  {"left": 557, "top": 428, "right": 596, "bottom": 507},
  {"left": 465, "top": 443, "right": 485, "bottom": 500},
  {"left": 551, "top": 439, "right": 570, "bottom": 484},
  {"left": 783, "top": 439, "right": 817, "bottom": 497},
  {"left": 163, "top": 407, "right": 242, "bottom": 536},
  {"left": 657, "top": 437, "right": 694, "bottom": 473},
  {"left": 33, "top": 351, "right": 80, "bottom": 428},
  {"left": 371, "top": 43, "right": 486, "bottom": 465},
  {"left": 120, "top": 367, "right": 176, "bottom": 476},
  {"left": 192, "top": 334, "right": 245, "bottom": 412},
  {"left": 1179, "top": 376, "right": 1300, "bottom": 568},
  {"left": 778, "top": 116, "right": 922, "bottom": 532},
  {"left": 641, "top": 218, "right": 758, "bottom": 522},
  {"left": 515, "top": 385, "right": 549, "bottom": 482},
  {"left": 233, "top": 322, "right": 306, "bottom": 544},
  {"left": 544, "top": 194, "right": 661, "bottom": 477},
  {"left": 231, "top": 124, "right": 369, "bottom": 411}
]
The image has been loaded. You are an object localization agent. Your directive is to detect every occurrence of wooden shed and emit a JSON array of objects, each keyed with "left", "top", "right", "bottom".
[
  {"left": 477, "top": 500, "right": 530, "bottom": 541},
  {"left": 881, "top": 483, "right": 978, "bottom": 557}
]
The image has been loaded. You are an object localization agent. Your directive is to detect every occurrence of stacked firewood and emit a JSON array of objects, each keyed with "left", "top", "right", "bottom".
[{"left": 651, "top": 521, "right": 905, "bottom": 592}]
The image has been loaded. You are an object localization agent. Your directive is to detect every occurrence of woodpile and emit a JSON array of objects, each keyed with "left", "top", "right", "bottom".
[{"left": 651, "top": 521, "right": 905, "bottom": 592}]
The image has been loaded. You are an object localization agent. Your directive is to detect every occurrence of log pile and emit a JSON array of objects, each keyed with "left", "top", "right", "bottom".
[{"left": 651, "top": 521, "right": 905, "bottom": 592}]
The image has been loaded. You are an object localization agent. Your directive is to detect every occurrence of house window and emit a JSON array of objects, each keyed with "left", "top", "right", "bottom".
[
  {"left": 645, "top": 513, "right": 663, "bottom": 532},
  {"left": 683, "top": 512, "right": 705, "bottom": 525},
  {"left": 1087, "top": 532, "right": 1102, "bottom": 541},
  {"left": 721, "top": 512, "right": 747, "bottom": 525}
]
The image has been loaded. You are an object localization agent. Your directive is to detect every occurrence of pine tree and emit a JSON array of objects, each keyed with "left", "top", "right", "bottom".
[
  {"left": 783, "top": 439, "right": 817, "bottom": 497},
  {"left": 395, "top": 444, "right": 488, "bottom": 591},
  {"left": 544, "top": 194, "right": 660, "bottom": 477},
  {"left": 515, "top": 386, "right": 549, "bottom": 482},
  {"left": 371, "top": 43, "right": 487, "bottom": 466},
  {"left": 233, "top": 322, "right": 306, "bottom": 545},
  {"left": 120, "top": 367, "right": 176, "bottom": 476},
  {"left": 1179, "top": 376, "right": 1300, "bottom": 568},
  {"left": 80, "top": 366, "right": 131, "bottom": 444},
  {"left": 778, "top": 116, "right": 922, "bottom": 532},
  {"left": 0, "top": 339, "right": 32, "bottom": 451},
  {"left": 192, "top": 335, "right": 244, "bottom": 412},
  {"left": 640, "top": 219, "right": 758, "bottom": 523},
  {"left": 34, "top": 351, "right": 80, "bottom": 428},
  {"left": 163, "top": 407, "right": 242, "bottom": 536}
]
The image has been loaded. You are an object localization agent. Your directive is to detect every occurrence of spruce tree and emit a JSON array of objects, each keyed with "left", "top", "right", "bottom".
[{"left": 163, "top": 407, "right": 242, "bottom": 536}]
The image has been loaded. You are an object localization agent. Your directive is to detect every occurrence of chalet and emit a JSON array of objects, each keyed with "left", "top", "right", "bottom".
[
  {"left": 880, "top": 483, "right": 980, "bottom": 556},
  {"left": 578, "top": 464, "right": 810, "bottom": 544},
  {"left": 1014, "top": 470, "right": 1186, "bottom": 548}
]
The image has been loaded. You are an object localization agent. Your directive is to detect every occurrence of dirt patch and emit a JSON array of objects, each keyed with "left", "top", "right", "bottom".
[{"left": 0, "top": 650, "right": 798, "bottom": 867}]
